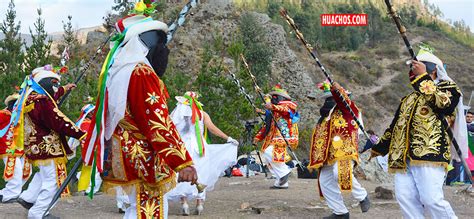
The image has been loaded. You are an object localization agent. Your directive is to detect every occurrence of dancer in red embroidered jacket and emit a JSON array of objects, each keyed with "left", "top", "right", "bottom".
[
  {"left": 253, "top": 85, "right": 299, "bottom": 189},
  {"left": 308, "top": 81, "right": 370, "bottom": 219},
  {"left": 0, "top": 93, "right": 31, "bottom": 203},
  {"left": 13, "top": 66, "right": 84, "bottom": 219},
  {"left": 79, "top": 13, "right": 197, "bottom": 219}
]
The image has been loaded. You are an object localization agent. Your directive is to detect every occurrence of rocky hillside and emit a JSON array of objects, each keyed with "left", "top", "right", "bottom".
[
  {"left": 166, "top": 0, "right": 473, "bottom": 134},
  {"left": 43, "top": 0, "right": 474, "bottom": 151}
]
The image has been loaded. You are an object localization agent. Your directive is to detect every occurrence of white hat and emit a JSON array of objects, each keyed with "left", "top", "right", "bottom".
[
  {"left": 417, "top": 50, "right": 443, "bottom": 68},
  {"left": 115, "top": 14, "right": 168, "bottom": 44},
  {"left": 31, "top": 66, "right": 61, "bottom": 83},
  {"left": 4, "top": 93, "right": 20, "bottom": 106},
  {"left": 175, "top": 91, "right": 200, "bottom": 105}
]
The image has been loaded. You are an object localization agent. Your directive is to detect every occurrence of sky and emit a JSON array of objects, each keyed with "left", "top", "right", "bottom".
[
  {"left": 0, "top": 0, "right": 114, "bottom": 34},
  {"left": 428, "top": 0, "right": 474, "bottom": 31},
  {"left": 0, "top": 0, "right": 472, "bottom": 34}
]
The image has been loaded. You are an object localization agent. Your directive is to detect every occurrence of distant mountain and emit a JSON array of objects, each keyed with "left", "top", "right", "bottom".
[{"left": 0, "top": 25, "right": 104, "bottom": 48}]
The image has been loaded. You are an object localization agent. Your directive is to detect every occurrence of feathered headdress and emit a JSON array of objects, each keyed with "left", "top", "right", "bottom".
[
  {"left": 268, "top": 84, "right": 292, "bottom": 100},
  {"left": 317, "top": 80, "right": 332, "bottom": 99}
]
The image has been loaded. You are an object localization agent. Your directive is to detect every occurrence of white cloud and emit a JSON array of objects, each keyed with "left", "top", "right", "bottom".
[{"left": 0, "top": 0, "right": 114, "bottom": 34}]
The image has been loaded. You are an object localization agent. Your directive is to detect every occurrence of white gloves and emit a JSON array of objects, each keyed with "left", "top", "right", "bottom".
[{"left": 227, "top": 136, "right": 239, "bottom": 146}]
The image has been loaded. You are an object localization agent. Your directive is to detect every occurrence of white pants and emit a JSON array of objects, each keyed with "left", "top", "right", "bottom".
[
  {"left": 263, "top": 146, "right": 291, "bottom": 187},
  {"left": 395, "top": 165, "right": 457, "bottom": 219},
  {"left": 1, "top": 157, "right": 28, "bottom": 202},
  {"left": 19, "top": 161, "right": 58, "bottom": 219},
  {"left": 319, "top": 162, "right": 367, "bottom": 215},
  {"left": 115, "top": 186, "right": 130, "bottom": 211},
  {"left": 124, "top": 187, "right": 168, "bottom": 219}
]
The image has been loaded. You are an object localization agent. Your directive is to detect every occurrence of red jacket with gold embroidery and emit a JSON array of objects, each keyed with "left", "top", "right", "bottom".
[
  {"left": 23, "top": 93, "right": 85, "bottom": 165},
  {"left": 254, "top": 100, "right": 299, "bottom": 150},
  {"left": 308, "top": 87, "right": 359, "bottom": 169},
  {"left": 0, "top": 110, "right": 23, "bottom": 157},
  {"left": 253, "top": 101, "right": 299, "bottom": 163},
  {"left": 102, "top": 63, "right": 193, "bottom": 191}
]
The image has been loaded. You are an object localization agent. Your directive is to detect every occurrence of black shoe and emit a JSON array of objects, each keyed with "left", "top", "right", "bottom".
[
  {"left": 43, "top": 214, "right": 60, "bottom": 219},
  {"left": 2, "top": 198, "right": 17, "bottom": 204},
  {"left": 322, "top": 213, "right": 350, "bottom": 219},
  {"left": 118, "top": 208, "right": 125, "bottom": 214},
  {"left": 269, "top": 185, "right": 288, "bottom": 189},
  {"left": 360, "top": 196, "right": 370, "bottom": 213},
  {"left": 17, "top": 198, "right": 34, "bottom": 210},
  {"left": 279, "top": 172, "right": 291, "bottom": 186}
]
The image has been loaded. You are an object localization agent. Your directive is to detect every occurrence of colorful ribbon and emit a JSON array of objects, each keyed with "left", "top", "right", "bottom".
[{"left": 183, "top": 93, "right": 205, "bottom": 156}]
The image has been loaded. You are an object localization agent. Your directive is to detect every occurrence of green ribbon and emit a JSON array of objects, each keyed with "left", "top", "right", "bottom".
[
  {"left": 468, "top": 132, "right": 474, "bottom": 155},
  {"left": 183, "top": 94, "right": 205, "bottom": 156}
]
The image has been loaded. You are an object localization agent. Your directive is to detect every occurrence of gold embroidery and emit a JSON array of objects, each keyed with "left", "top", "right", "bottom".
[
  {"left": 133, "top": 63, "right": 155, "bottom": 76},
  {"left": 3, "top": 157, "right": 16, "bottom": 180},
  {"left": 110, "top": 136, "right": 127, "bottom": 181},
  {"left": 332, "top": 136, "right": 345, "bottom": 157},
  {"left": 38, "top": 133, "right": 64, "bottom": 156},
  {"left": 119, "top": 119, "right": 140, "bottom": 131},
  {"left": 388, "top": 93, "right": 419, "bottom": 169},
  {"left": 23, "top": 115, "right": 36, "bottom": 145},
  {"left": 151, "top": 132, "right": 167, "bottom": 143},
  {"left": 159, "top": 145, "right": 188, "bottom": 161},
  {"left": 419, "top": 80, "right": 436, "bottom": 95},
  {"left": 338, "top": 160, "right": 352, "bottom": 192},
  {"left": 133, "top": 133, "right": 147, "bottom": 140},
  {"left": 434, "top": 91, "right": 451, "bottom": 108},
  {"left": 309, "top": 120, "right": 329, "bottom": 168},
  {"left": 272, "top": 147, "right": 287, "bottom": 162},
  {"left": 145, "top": 92, "right": 159, "bottom": 105},
  {"left": 153, "top": 158, "right": 169, "bottom": 181},
  {"left": 129, "top": 141, "right": 150, "bottom": 161},
  {"left": 332, "top": 111, "right": 348, "bottom": 129},
  {"left": 142, "top": 198, "right": 160, "bottom": 219},
  {"left": 411, "top": 98, "right": 442, "bottom": 157},
  {"left": 56, "top": 162, "right": 70, "bottom": 197},
  {"left": 149, "top": 111, "right": 182, "bottom": 146},
  {"left": 53, "top": 108, "right": 80, "bottom": 132}
]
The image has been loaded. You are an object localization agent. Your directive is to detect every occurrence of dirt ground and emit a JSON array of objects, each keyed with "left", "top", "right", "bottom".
[{"left": 1, "top": 172, "right": 473, "bottom": 219}]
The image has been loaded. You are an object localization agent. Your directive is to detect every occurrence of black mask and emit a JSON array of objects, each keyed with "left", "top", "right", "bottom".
[
  {"left": 7, "top": 99, "right": 16, "bottom": 111},
  {"left": 139, "top": 30, "right": 169, "bottom": 77},
  {"left": 318, "top": 97, "right": 336, "bottom": 124},
  {"left": 271, "top": 95, "right": 288, "bottom": 105},
  {"left": 421, "top": 61, "right": 437, "bottom": 75},
  {"left": 38, "top": 77, "right": 60, "bottom": 97}
]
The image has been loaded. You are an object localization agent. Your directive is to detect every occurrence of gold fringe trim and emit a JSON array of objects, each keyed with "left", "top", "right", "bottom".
[
  {"left": 136, "top": 184, "right": 141, "bottom": 219},
  {"left": 30, "top": 156, "right": 67, "bottom": 167},
  {"left": 388, "top": 168, "right": 407, "bottom": 174},
  {"left": 0, "top": 153, "right": 23, "bottom": 159},
  {"left": 102, "top": 172, "right": 177, "bottom": 196},
  {"left": 159, "top": 190, "right": 164, "bottom": 219},
  {"left": 325, "top": 155, "right": 359, "bottom": 166},
  {"left": 174, "top": 161, "right": 193, "bottom": 172},
  {"left": 388, "top": 160, "right": 449, "bottom": 173},
  {"left": 307, "top": 163, "right": 323, "bottom": 170},
  {"left": 308, "top": 155, "right": 359, "bottom": 170},
  {"left": 409, "top": 159, "right": 449, "bottom": 172}
]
